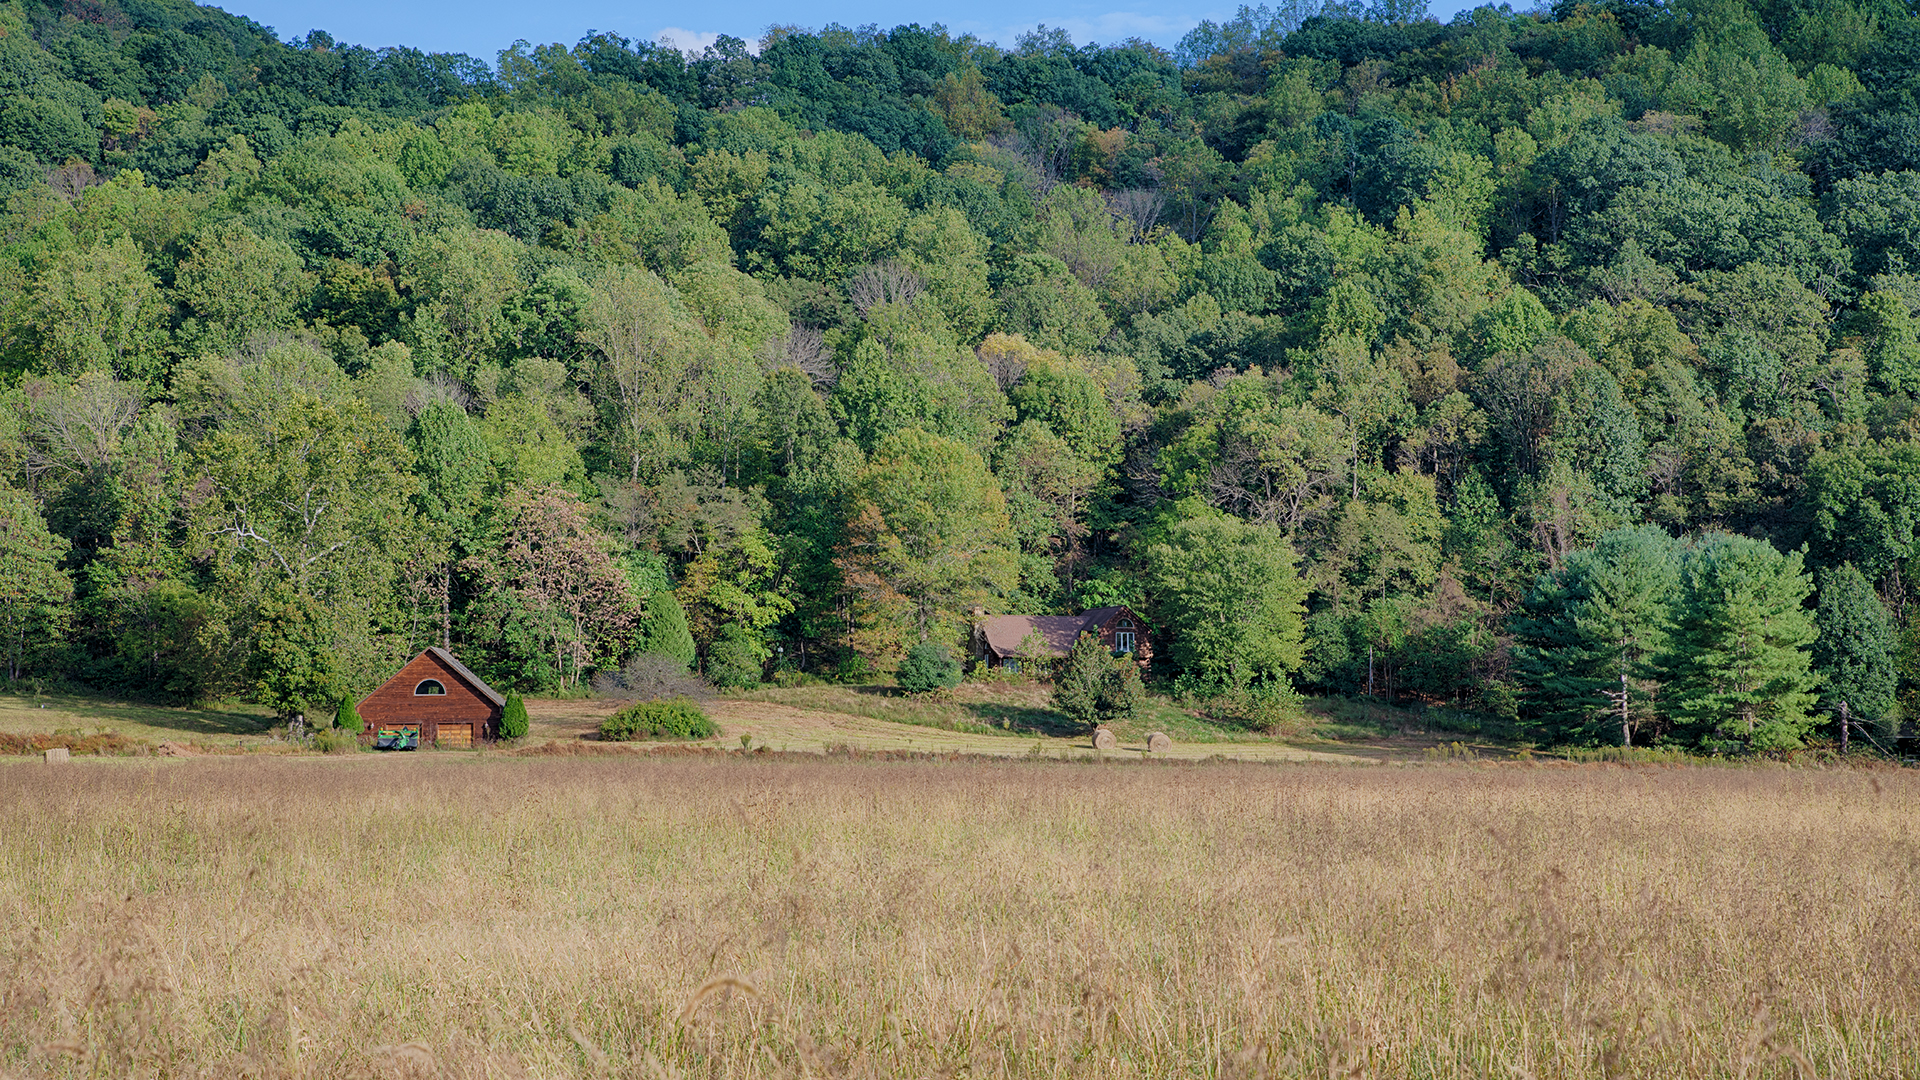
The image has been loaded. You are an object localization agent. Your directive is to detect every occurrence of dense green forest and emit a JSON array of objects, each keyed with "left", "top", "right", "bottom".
[{"left": 1, "top": 0, "right": 1917, "bottom": 750}]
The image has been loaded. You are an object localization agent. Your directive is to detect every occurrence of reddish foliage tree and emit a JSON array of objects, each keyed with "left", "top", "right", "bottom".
[{"left": 465, "top": 487, "right": 639, "bottom": 690}]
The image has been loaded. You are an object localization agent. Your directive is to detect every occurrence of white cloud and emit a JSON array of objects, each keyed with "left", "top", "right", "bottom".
[{"left": 653, "top": 27, "right": 759, "bottom": 55}]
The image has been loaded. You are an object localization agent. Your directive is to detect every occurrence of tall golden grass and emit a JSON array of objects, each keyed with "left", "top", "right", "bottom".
[{"left": 2, "top": 756, "right": 1916, "bottom": 1078}]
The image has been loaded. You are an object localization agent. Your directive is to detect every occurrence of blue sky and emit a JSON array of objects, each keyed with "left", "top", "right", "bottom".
[{"left": 221, "top": 0, "right": 1487, "bottom": 63}]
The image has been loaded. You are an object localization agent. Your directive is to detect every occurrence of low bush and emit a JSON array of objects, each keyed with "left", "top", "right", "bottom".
[
  {"left": 593, "top": 653, "right": 714, "bottom": 701},
  {"left": 1561, "top": 744, "right": 1704, "bottom": 764},
  {"left": 599, "top": 698, "right": 717, "bottom": 741},
  {"left": 313, "top": 730, "right": 359, "bottom": 754},
  {"left": 1187, "top": 682, "right": 1310, "bottom": 736},
  {"left": 0, "top": 731, "right": 150, "bottom": 756}
]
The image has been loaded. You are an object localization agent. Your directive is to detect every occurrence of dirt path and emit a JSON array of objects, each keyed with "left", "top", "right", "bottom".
[{"left": 530, "top": 697, "right": 1379, "bottom": 764}]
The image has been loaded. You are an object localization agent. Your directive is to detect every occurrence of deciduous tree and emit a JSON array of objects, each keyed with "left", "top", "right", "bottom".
[
  {"left": 1145, "top": 506, "right": 1308, "bottom": 689},
  {"left": 836, "top": 428, "right": 1018, "bottom": 660},
  {"left": 463, "top": 486, "right": 640, "bottom": 690}
]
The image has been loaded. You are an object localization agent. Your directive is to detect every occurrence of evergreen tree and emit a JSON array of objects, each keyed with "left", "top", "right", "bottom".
[
  {"left": 1053, "top": 631, "right": 1109, "bottom": 726},
  {"left": 640, "top": 591, "right": 697, "bottom": 672},
  {"left": 334, "top": 695, "right": 363, "bottom": 732},
  {"left": 1513, "top": 526, "right": 1684, "bottom": 746},
  {"left": 1096, "top": 657, "right": 1145, "bottom": 724},
  {"left": 1812, "top": 564, "right": 1898, "bottom": 739},
  {"left": 500, "top": 692, "right": 530, "bottom": 739},
  {"left": 1661, "top": 535, "right": 1820, "bottom": 750},
  {"left": 705, "top": 624, "right": 766, "bottom": 689}
]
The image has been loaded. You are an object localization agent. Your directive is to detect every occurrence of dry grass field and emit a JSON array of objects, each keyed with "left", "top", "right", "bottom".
[{"left": 3, "top": 756, "right": 1916, "bottom": 1079}]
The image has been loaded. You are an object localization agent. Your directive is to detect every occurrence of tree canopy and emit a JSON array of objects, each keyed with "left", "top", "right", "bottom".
[{"left": 2, "top": 0, "right": 1918, "bottom": 749}]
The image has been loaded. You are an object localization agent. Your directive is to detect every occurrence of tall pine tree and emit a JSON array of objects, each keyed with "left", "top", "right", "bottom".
[
  {"left": 1661, "top": 534, "right": 1819, "bottom": 750},
  {"left": 1513, "top": 526, "right": 1684, "bottom": 746},
  {"left": 1813, "top": 563, "right": 1898, "bottom": 740}
]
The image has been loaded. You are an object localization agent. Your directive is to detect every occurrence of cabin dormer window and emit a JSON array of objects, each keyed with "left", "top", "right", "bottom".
[
  {"left": 414, "top": 679, "right": 446, "bottom": 696},
  {"left": 1114, "top": 622, "right": 1136, "bottom": 654}
]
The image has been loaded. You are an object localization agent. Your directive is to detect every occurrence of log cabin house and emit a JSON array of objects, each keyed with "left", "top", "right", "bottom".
[
  {"left": 358, "top": 647, "right": 505, "bottom": 747},
  {"left": 975, "top": 606, "right": 1152, "bottom": 673}
]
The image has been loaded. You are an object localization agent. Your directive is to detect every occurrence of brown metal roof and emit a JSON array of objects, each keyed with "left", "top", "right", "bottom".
[
  {"left": 980, "top": 605, "right": 1149, "bottom": 659},
  {"left": 425, "top": 647, "right": 507, "bottom": 708},
  {"left": 981, "top": 615, "right": 1090, "bottom": 658}
]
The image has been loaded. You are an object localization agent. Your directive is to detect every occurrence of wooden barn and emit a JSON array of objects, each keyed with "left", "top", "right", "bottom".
[{"left": 358, "top": 647, "right": 505, "bottom": 747}]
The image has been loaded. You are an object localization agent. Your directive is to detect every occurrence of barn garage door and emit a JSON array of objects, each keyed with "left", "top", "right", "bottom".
[{"left": 436, "top": 724, "right": 473, "bottom": 748}]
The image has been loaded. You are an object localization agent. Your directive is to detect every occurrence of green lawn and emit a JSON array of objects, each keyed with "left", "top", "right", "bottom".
[
  {"left": 0, "top": 690, "right": 279, "bottom": 748},
  {"left": 732, "top": 679, "right": 1307, "bottom": 744},
  {"left": 0, "top": 679, "right": 1520, "bottom": 764}
]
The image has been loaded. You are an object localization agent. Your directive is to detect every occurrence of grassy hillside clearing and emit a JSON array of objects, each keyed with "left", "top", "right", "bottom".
[{"left": 0, "top": 685, "right": 1430, "bottom": 763}]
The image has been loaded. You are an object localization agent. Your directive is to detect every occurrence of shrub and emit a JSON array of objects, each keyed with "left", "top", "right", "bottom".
[
  {"left": 896, "top": 641, "right": 961, "bottom": 693},
  {"left": 313, "top": 730, "right": 359, "bottom": 754},
  {"left": 592, "top": 653, "right": 714, "bottom": 701},
  {"left": 501, "top": 692, "right": 529, "bottom": 739},
  {"left": 1097, "top": 658, "right": 1145, "bottom": 723},
  {"left": 1246, "top": 682, "right": 1305, "bottom": 733},
  {"left": 599, "top": 698, "right": 717, "bottom": 741},
  {"left": 334, "top": 696, "right": 363, "bottom": 733}
]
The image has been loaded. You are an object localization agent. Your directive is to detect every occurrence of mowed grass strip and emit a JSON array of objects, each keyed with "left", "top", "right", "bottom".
[{"left": 2, "top": 757, "right": 1916, "bottom": 1078}]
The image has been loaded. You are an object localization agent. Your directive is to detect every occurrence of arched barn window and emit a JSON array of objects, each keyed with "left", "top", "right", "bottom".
[{"left": 415, "top": 679, "right": 446, "bottom": 696}]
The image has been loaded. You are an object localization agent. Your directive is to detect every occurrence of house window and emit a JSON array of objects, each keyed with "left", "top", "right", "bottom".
[
  {"left": 1115, "top": 632, "right": 1135, "bottom": 654},
  {"left": 414, "top": 679, "right": 446, "bottom": 696},
  {"left": 1004, "top": 659, "right": 1021, "bottom": 674}
]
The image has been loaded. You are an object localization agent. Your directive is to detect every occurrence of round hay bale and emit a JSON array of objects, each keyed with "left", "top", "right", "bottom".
[
  {"left": 1091, "top": 727, "right": 1117, "bottom": 751},
  {"left": 1146, "top": 731, "right": 1172, "bottom": 754}
]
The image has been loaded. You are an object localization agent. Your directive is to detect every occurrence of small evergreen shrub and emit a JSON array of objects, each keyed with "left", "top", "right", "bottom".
[
  {"left": 1097, "top": 658, "right": 1146, "bottom": 723},
  {"left": 896, "top": 641, "right": 961, "bottom": 693},
  {"left": 501, "top": 692, "right": 529, "bottom": 739},
  {"left": 1053, "top": 632, "right": 1109, "bottom": 724},
  {"left": 1056, "top": 632, "right": 1149, "bottom": 728},
  {"left": 599, "top": 698, "right": 717, "bottom": 741},
  {"left": 334, "top": 696, "right": 363, "bottom": 733},
  {"left": 640, "top": 592, "right": 697, "bottom": 671}
]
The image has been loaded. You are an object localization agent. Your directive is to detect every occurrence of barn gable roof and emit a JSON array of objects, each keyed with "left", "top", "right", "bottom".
[
  {"left": 361, "top": 648, "right": 507, "bottom": 710},
  {"left": 425, "top": 647, "right": 506, "bottom": 708}
]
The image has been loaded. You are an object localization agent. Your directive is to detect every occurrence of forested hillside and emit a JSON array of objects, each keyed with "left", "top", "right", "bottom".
[{"left": 1, "top": 0, "right": 1916, "bottom": 750}]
